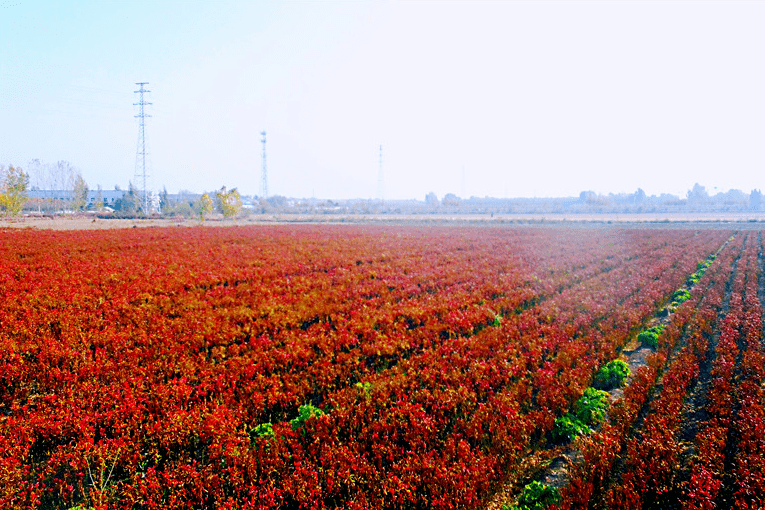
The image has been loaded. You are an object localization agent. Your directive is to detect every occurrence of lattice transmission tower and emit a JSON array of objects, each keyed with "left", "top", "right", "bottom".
[
  {"left": 133, "top": 82, "right": 152, "bottom": 213},
  {"left": 260, "top": 131, "right": 268, "bottom": 198}
]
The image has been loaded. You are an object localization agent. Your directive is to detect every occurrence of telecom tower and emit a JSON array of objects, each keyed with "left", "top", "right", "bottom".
[
  {"left": 260, "top": 131, "right": 268, "bottom": 198},
  {"left": 377, "top": 145, "right": 384, "bottom": 201},
  {"left": 133, "top": 82, "right": 152, "bottom": 213}
]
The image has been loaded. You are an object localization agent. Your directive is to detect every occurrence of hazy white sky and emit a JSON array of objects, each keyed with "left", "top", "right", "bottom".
[{"left": 2, "top": 0, "right": 765, "bottom": 200}]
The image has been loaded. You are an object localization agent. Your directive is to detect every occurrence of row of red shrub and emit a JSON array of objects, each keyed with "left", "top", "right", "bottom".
[
  {"left": 685, "top": 232, "right": 765, "bottom": 510},
  {"left": 564, "top": 233, "right": 741, "bottom": 509},
  {"left": 0, "top": 226, "right": 732, "bottom": 508},
  {"left": 731, "top": 233, "right": 765, "bottom": 509},
  {"left": 565, "top": 231, "right": 765, "bottom": 509}
]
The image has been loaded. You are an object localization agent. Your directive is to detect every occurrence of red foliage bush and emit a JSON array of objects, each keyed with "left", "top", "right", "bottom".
[{"left": 0, "top": 225, "right": 732, "bottom": 508}]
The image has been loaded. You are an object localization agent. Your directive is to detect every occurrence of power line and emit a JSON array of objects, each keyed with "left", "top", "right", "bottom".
[{"left": 133, "top": 82, "right": 151, "bottom": 212}]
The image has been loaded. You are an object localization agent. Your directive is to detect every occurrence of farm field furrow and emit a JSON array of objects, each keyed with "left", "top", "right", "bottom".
[
  {"left": 563, "top": 231, "right": 765, "bottom": 510},
  {"left": 582, "top": 233, "right": 741, "bottom": 509},
  {"left": 559, "top": 232, "right": 736, "bottom": 509},
  {"left": 683, "top": 232, "right": 765, "bottom": 509},
  {"left": 0, "top": 225, "right": 746, "bottom": 509}
]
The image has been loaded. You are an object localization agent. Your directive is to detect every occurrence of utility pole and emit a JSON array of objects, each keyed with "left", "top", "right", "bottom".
[
  {"left": 133, "top": 82, "right": 151, "bottom": 213},
  {"left": 260, "top": 131, "right": 268, "bottom": 198}
]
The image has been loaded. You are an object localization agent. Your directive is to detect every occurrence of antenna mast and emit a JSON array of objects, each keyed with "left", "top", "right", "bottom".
[
  {"left": 260, "top": 131, "right": 268, "bottom": 198},
  {"left": 377, "top": 145, "right": 384, "bottom": 201},
  {"left": 133, "top": 82, "right": 152, "bottom": 213}
]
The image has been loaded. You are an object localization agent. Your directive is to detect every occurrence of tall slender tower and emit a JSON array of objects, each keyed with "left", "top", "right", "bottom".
[
  {"left": 260, "top": 131, "right": 268, "bottom": 198},
  {"left": 377, "top": 145, "right": 384, "bottom": 201},
  {"left": 133, "top": 82, "right": 152, "bottom": 212}
]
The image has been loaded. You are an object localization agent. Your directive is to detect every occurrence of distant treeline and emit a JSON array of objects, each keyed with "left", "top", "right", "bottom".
[
  {"left": 261, "top": 184, "right": 764, "bottom": 215},
  {"left": 5, "top": 159, "right": 762, "bottom": 217}
]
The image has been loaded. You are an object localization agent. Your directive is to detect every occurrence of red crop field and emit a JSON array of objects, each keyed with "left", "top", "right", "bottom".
[{"left": 0, "top": 224, "right": 762, "bottom": 509}]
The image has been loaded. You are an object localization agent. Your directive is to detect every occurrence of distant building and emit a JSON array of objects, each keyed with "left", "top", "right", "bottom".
[{"left": 27, "top": 189, "right": 124, "bottom": 208}]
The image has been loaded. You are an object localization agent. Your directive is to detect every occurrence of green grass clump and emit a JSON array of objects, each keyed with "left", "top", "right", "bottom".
[
  {"left": 638, "top": 324, "right": 664, "bottom": 348},
  {"left": 551, "top": 415, "right": 591, "bottom": 443},
  {"left": 290, "top": 404, "right": 326, "bottom": 431},
  {"left": 687, "top": 257, "right": 715, "bottom": 285},
  {"left": 572, "top": 387, "right": 610, "bottom": 425},
  {"left": 503, "top": 481, "right": 562, "bottom": 510},
  {"left": 551, "top": 387, "right": 612, "bottom": 444},
  {"left": 672, "top": 288, "right": 692, "bottom": 304},
  {"left": 594, "top": 359, "right": 631, "bottom": 390},
  {"left": 249, "top": 422, "right": 274, "bottom": 440}
]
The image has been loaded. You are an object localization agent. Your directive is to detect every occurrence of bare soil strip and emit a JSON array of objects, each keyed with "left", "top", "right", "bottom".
[{"left": 4, "top": 214, "right": 765, "bottom": 230}]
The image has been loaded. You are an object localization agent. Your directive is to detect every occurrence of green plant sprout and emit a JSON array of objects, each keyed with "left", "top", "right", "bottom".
[
  {"left": 572, "top": 387, "right": 610, "bottom": 425},
  {"left": 503, "top": 481, "right": 562, "bottom": 510},
  {"left": 551, "top": 415, "right": 592, "bottom": 443},
  {"left": 290, "top": 404, "right": 326, "bottom": 431},
  {"left": 638, "top": 325, "right": 664, "bottom": 349},
  {"left": 672, "top": 289, "right": 691, "bottom": 304},
  {"left": 249, "top": 422, "right": 275, "bottom": 443},
  {"left": 594, "top": 359, "right": 630, "bottom": 390}
]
